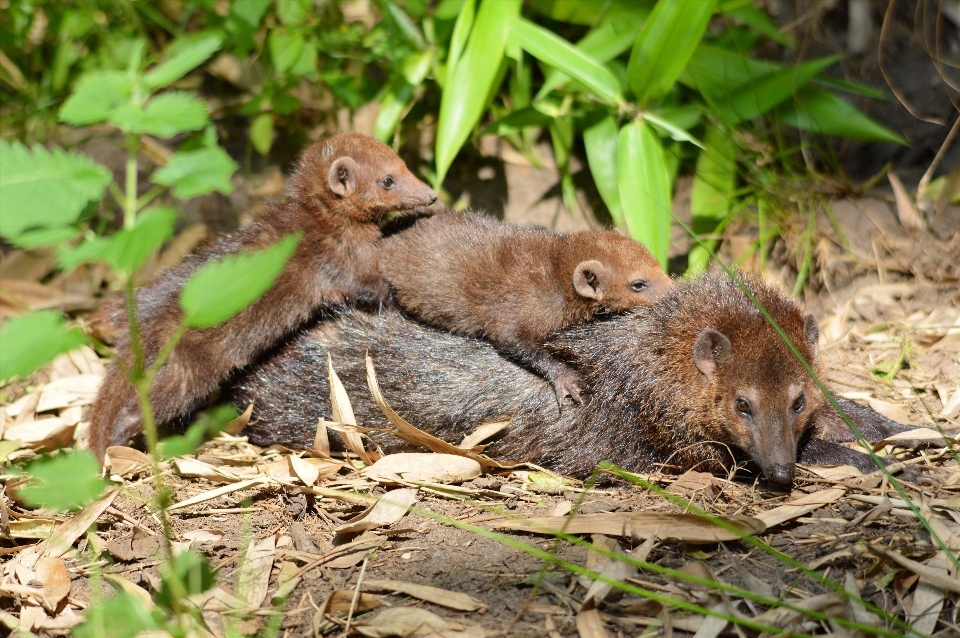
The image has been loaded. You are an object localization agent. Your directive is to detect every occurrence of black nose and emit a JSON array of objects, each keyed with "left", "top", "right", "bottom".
[{"left": 765, "top": 464, "right": 794, "bottom": 494}]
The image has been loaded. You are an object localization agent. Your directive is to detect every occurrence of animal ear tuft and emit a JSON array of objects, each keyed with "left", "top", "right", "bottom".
[
  {"left": 803, "top": 313, "right": 819, "bottom": 360},
  {"left": 573, "top": 260, "right": 606, "bottom": 301},
  {"left": 693, "top": 328, "right": 732, "bottom": 380},
  {"left": 328, "top": 157, "right": 358, "bottom": 197}
]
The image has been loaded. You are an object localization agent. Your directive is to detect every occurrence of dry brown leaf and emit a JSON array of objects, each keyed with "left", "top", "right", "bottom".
[
  {"left": 34, "top": 557, "right": 70, "bottom": 612},
  {"left": 6, "top": 518, "right": 56, "bottom": 539},
  {"left": 167, "top": 477, "right": 269, "bottom": 512},
  {"left": 582, "top": 535, "right": 656, "bottom": 608},
  {"left": 325, "top": 535, "right": 386, "bottom": 569},
  {"left": 334, "top": 488, "right": 417, "bottom": 535},
  {"left": 909, "top": 551, "right": 948, "bottom": 635},
  {"left": 363, "top": 579, "right": 487, "bottom": 612},
  {"left": 0, "top": 278, "right": 96, "bottom": 317},
  {"left": 223, "top": 402, "right": 253, "bottom": 435},
  {"left": 458, "top": 420, "right": 510, "bottom": 451},
  {"left": 3, "top": 418, "right": 74, "bottom": 450},
  {"left": 105, "top": 446, "right": 151, "bottom": 477},
  {"left": 754, "top": 487, "right": 846, "bottom": 528},
  {"left": 236, "top": 535, "right": 276, "bottom": 609},
  {"left": 172, "top": 456, "right": 241, "bottom": 481},
  {"left": 363, "top": 453, "right": 481, "bottom": 485},
  {"left": 18, "top": 603, "right": 46, "bottom": 632},
  {"left": 102, "top": 573, "right": 155, "bottom": 610},
  {"left": 800, "top": 465, "right": 863, "bottom": 480},
  {"left": 867, "top": 545, "right": 960, "bottom": 594},
  {"left": 575, "top": 604, "right": 611, "bottom": 638},
  {"left": 939, "top": 384, "right": 960, "bottom": 419},
  {"left": 872, "top": 426, "right": 955, "bottom": 451},
  {"left": 888, "top": 172, "right": 926, "bottom": 232},
  {"left": 321, "top": 589, "right": 385, "bottom": 614},
  {"left": 313, "top": 417, "right": 331, "bottom": 457},
  {"left": 328, "top": 354, "right": 375, "bottom": 466},
  {"left": 666, "top": 471, "right": 721, "bottom": 498},
  {"left": 182, "top": 529, "right": 225, "bottom": 544},
  {"left": 493, "top": 512, "right": 764, "bottom": 542},
  {"left": 866, "top": 398, "right": 914, "bottom": 425},
  {"left": 353, "top": 606, "right": 487, "bottom": 638},
  {"left": 288, "top": 454, "right": 320, "bottom": 486},
  {"left": 752, "top": 593, "right": 848, "bottom": 628},
  {"left": 35, "top": 374, "right": 102, "bottom": 412}
]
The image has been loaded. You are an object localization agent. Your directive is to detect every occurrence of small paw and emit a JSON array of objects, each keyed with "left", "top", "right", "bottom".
[{"left": 552, "top": 368, "right": 584, "bottom": 408}]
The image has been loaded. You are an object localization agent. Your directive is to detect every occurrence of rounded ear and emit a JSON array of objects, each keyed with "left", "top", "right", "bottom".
[
  {"left": 693, "top": 328, "right": 732, "bottom": 381},
  {"left": 328, "top": 157, "right": 358, "bottom": 197},
  {"left": 803, "top": 313, "right": 819, "bottom": 360},
  {"left": 573, "top": 260, "right": 606, "bottom": 301}
]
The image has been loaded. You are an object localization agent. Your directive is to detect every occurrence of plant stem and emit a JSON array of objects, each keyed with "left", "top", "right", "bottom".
[{"left": 124, "top": 133, "right": 139, "bottom": 230}]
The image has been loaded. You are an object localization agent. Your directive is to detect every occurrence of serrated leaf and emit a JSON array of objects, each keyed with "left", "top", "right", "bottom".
[
  {"left": 775, "top": 86, "right": 908, "bottom": 144},
  {"left": 109, "top": 92, "right": 209, "bottom": 137},
  {"left": 0, "top": 311, "right": 86, "bottom": 383},
  {"left": 180, "top": 233, "right": 301, "bottom": 328},
  {"left": 618, "top": 120, "right": 671, "bottom": 268},
  {"left": 0, "top": 140, "right": 111, "bottom": 239},
  {"left": 18, "top": 452, "right": 108, "bottom": 510},
  {"left": 511, "top": 17, "right": 622, "bottom": 105},
  {"left": 627, "top": 0, "right": 717, "bottom": 105},
  {"left": 58, "top": 207, "right": 177, "bottom": 273},
  {"left": 58, "top": 70, "right": 131, "bottom": 125},
  {"left": 435, "top": 0, "right": 521, "bottom": 187},
  {"left": 143, "top": 32, "right": 223, "bottom": 90},
  {"left": 250, "top": 113, "right": 275, "bottom": 155},
  {"left": 269, "top": 31, "right": 306, "bottom": 74},
  {"left": 583, "top": 113, "right": 624, "bottom": 228},
  {"left": 152, "top": 144, "right": 237, "bottom": 199}
]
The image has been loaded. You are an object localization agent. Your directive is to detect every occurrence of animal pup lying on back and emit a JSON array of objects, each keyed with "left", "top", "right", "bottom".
[
  {"left": 230, "top": 270, "right": 922, "bottom": 492},
  {"left": 379, "top": 211, "right": 673, "bottom": 406},
  {"left": 89, "top": 133, "right": 437, "bottom": 461}
]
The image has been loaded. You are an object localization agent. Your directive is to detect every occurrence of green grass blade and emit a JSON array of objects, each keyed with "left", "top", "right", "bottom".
[
  {"left": 775, "top": 86, "right": 908, "bottom": 144},
  {"left": 618, "top": 120, "right": 671, "bottom": 268},
  {"left": 434, "top": 0, "right": 520, "bottom": 187},
  {"left": 626, "top": 0, "right": 718, "bottom": 106},
  {"left": 583, "top": 113, "right": 624, "bottom": 228}
]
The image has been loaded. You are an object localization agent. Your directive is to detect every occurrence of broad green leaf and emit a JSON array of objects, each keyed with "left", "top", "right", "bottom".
[
  {"left": 527, "top": 0, "right": 650, "bottom": 25},
  {"left": 679, "top": 44, "right": 774, "bottom": 99},
  {"left": 689, "top": 125, "right": 737, "bottom": 273},
  {"left": 74, "top": 591, "right": 164, "bottom": 638},
  {"left": 268, "top": 31, "right": 306, "bottom": 74},
  {"left": 158, "top": 405, "right": 237, "bottom": 458},
  {"left": 58, "top": 70, "right": 131, "bottom": 125},
  {"left": 387, "top": 2, "right": 426, "bottom": 49},
  {"left": 180, "top": 233, "right": 301, "bottom": 328},
  {"left": 109, "top": 92, "right": 209, "bottom": 137},
  {"left": 59, "top": 207, "right": 177, "bottom": 273},
  {"left": 583, "top": 113, "right": 624, "bottom": 228},
  {"left": 0, "top": 140, "right": 111, "bottom": 239},
  {"left": 434, "top": 0, "right": 521, "bottom": 187},
  {"left": 510, "top": 17, "right": 622, "bottom": 106},
  {"left": 143, "top": 32, "right": 223, "bottom": 90},
  {"left": 374, "top": 49, "right": 435, "bottom": 141},
  {"left": 720, "top": 2, "right": 791, "bottom": 47},
  {"left": 290, "top": 39, "right": 318, "bottom": 78},
  {"left": 8, "top": 227, "right": 79, "bottom": 250},
  {"left": 17, "top": 452, "right": 108, "bottom": 510},
  {"left": 482, "top": 105, "right": 552, "bottom": 135},
  {"left": 618, "top": 120, "right": 671, "bottom": 268},
  {"left": 536, "top": 15, "right": 643, "bottom": 100},
  {"left": 642, "top": 111, "right": 703, "bottom": 147},
  {"left": 0, "top": 311, "right": 86, "bottom": 383},
  {"left": 250, "top": 113, "right": 275, "bottom": 155},
  {"left": 627, "top": 0, "right": 717, "bottom": 105},
  {"left": 775, "top": 86, "right": 908, "bottom": 144},
  {"left": 714, "top": 56, "right": 836, "bottom": 124},
  {"left": 446, "top": 0, "right": 476, "bottom": 76},
  {"left": 277, "top": 0, "right": 311, "bottom": 25},
  {"left": 231, "top": 0, "right": 270, "bottom": 27},
  {"left": 152, "top": 139, "right": 238, "bottom": 199}
]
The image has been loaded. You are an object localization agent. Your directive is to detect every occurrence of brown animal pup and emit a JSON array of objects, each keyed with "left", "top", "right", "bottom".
[
  {"left": 89, "top": 132, "right": 437, "bottom": 461},
  {"left": 229, "top": 270, "right": 920, "bottom": 492},
  {"left": 379, "top": 211, "right": 673, "bottom": 405}
]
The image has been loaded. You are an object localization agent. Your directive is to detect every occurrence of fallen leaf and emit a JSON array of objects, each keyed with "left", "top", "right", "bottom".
[
  {"left": 334, "top": 488, "right": 417, "bottom": 535},
  {"left": 105, "top": 447, "right": 151, "bottom": 477},
  {"left": 288, "top": 454, "right": 320, "bottom": 486},
  {"left": 3, "top": 418, "right": 74, "bottom": 450},
  {"left": 493, "top": 512, "right": 765, "bottom": 542},
  {"left": 223, "top": 402, "right": 253, "bottom": 435},
  {"left": 575, "top": 603, "right": 611, "bottom": 638},
  {"left": 353, "top": 606, "right": 487, "bottom": 638},
  {"left": 866, "top": 398, "right": 914, "bottom": 425},
  {"left": 754, "top": 487, "right": 846, "bottom": 528},
  {"left": 363, "top": 579, "right": 487, "bottom": 612},
  {"left": 909, "top": 551, "right": 948, "bottom": 635},
  {"left": 329, "top": 354, "right": 375, "bottom": 466},
  {"left": 36, "top": 374, "right": 102, "bottom": 412},
  {"left": 872, "top": 427, "right": 956, "bottom": 451},
  {"left": 888, "top": 171, "right": 926, "bottom": 232},
  {"left": 363, "top": 453, "right": 481, "bottom": 484},
  {"left": 183, "top": 529, "right": 225, "bottom": 544},
  {"left": 321, "top": 589, "right": 385, "bottom": 614},
  {"left": 458, "top": 420, "right": 510, "bottom": 450},
  {"left": 34, "top": 557, "right": 70, "bottom": 611},
  {"left": 236, "top": 535, "right": 276, "bottom": 608}
]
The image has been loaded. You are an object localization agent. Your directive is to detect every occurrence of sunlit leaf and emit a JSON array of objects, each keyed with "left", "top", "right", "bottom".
[
  {"left": 618, "top": 120, "right": 671, "bottom": 268},
  {"left": 374, "top": 49, "right": 435, "bottom": 141},
  {"left": 109, "top": 92, "right": 209, "bottom": 137},
  {"left": 679, "top": 44, "right": 774, "bottom": 98},
  {"left": 268, "top": 31, "right": 306, "bottom": 74},
  {"left": 527, "top": 0, "right": 650, "bottom": 25},
  {"left": 152, "top": 136, "right": 237, "bottom": 199},
  {"left": 0, "top": 140, "right": 110, "bottom": 239},
  {"left": 511, "top": 17, "right": 622, "bottom": 106},
  {"left": 720, "top": 1, "right": 791, "bottom": 47},
  {"left": 277, "top": 0, "right": 311, "bottom": 26},
  {"left": 180, "top": 233, "right": 301, "bottom": 328},
  {"left": 482, "top": 105, "right": 552, "bottom": 135},
  {"left": 158, "top": 405, "right": 238, "bottom": 458},
  {"left": 250, "top": 113, "right": 275, "bottom": 155},
  {"left": 59, "top": 207, "right": 177, "bottom": 273},
  {"left": 8, "top": 227, "right": 80, "bottom": 250},
  {"left": 775, "top": 86, "right": 908, "bottom": 144},
  {"left": 387, "top": 2, "right": 426, "bottom": 49},
  {"left": 627, "top": 0, "right": 717, "bottom": 105},
  {"left": 74, "top": 591, "right": 164, "bottom": 638},
  {"left": 642, "top": 111, "right": 703, "bottom": 147},
  {"left": 18, "top": 452, "right": 108, "bottom": 510},
  {"left": 583, "top": 113, "right": 624, "bottom": 228},
  {"left": 446, "top": 0, "right": 476, "bottom": 76},
  {"left": 434, "top": 0, "right": 520, "bottom": 187},
  {"left": 0, "top": 311, "right": 86, "bottom": 383},
  {"left": 689, "top": 125, "right": 737, "bottom": 273},
  {"left": 714, "top": 56, "right": 836, "bottom": 124},
  {"left": 143, "top": 32, "right": 223, "bottom": 90},
  {"left": 58, "top": 70, "right": 131, "bottom": 126}
]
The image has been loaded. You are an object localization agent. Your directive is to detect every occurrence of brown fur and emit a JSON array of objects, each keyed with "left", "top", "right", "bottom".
[
  {"left": 379, "top": 211, "right": 673, "bottom": 405},
  {"left": 88, "top": 133, "right": 436, "bottom": 461}
]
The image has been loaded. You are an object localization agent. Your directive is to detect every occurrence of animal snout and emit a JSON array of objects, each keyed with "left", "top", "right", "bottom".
[{"left": 765, "top": 463, "right": 795, "bottom": 493}]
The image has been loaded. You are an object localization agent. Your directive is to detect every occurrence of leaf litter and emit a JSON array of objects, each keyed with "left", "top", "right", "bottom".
[{"left": 2, "top": 242, "right": 960, "bottom": 636}]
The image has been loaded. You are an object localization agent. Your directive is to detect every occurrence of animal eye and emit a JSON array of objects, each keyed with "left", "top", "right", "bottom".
[
  {"left": 380, "top": 176, "right": 395, "bottom": 190},
  {"left": 629, "top": 280, "right": 648, "bottom": 292},
  {"left": 735, "top": 398, "right": 752, "bottom": 416},
  {"left": 792, "top": 394, "right": 806, "bottom": 413}
]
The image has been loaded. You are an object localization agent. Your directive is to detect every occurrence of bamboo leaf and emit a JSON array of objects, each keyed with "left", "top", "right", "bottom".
[
  {"left": 446, "top": 0, "right": 476, "bottom": 74},
  {"left": 775, "top": 86, "right": 908, "bottom": 144},
  {"left": 527, "top": 0, "right": 650, "bottom": 25},
  {"left": 720, "top": 2, "right": 791, "bottom": 47},
  {"left": 689, "top": 125, "right": 737, "bottom": 273},
  {"left": 714, "top": 56, "right": 837, "bottom": 124},
  {"left": 618, "top": 120, "right": 671, "bottom": 268},
  {"left": 627, "top": 0, "right": 717, "bottom": 105},
  {"left": 511, "top": 17, "right": 622, "bottom": 106},
  {"left": 583, "top": 113, "right": 624, "bottom": 228},
  {"left": 434, "top": 0, "right": 520, "bottom": 187},
  {"left": 642, "top": 111, "right": 703, "bottom": 147}
]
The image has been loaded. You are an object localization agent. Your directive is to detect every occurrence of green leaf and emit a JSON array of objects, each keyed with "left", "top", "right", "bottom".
[
  {"left": 143, "top": 32, "right": 223, "bottom": 90},
  {"left": 158, "top": 549, "right": 216, "bottom": 608},
  {"left": 158, "top": 405, "right": 238, "bottom": 458},
  {"left": 387, "top": 2, "right": 426, "bottom": 50},
  {"left": 720, "top": 2, "right": 791, "bottom": 47},
  {"left": 59, "top": 207, "right": 178, "bottom": 273},
  {"left": 277, "top": 0, "right": 311, "bottom": 25},
  {"left": 483, "top": 105, "right": 552, "bottom": 135},
  {"left": 775, "top": 86, "right": 908, "bottom": 144},
  {"left": 58, "top": 70, "right": 131, "bottom": 126},
  {"left": 510, "top": 17, "right": 622, "bottom": 106},
  {"left": 74, "top": 591, "right": 164, "bottom": 638},
  {"left": 689, "top": 125, "right": 737, "bottom": 272},
  {"left": 109, "top": 92, "right": 209, "bottom": 137},
  {"left": 714, "top": 56, "right": 837, "bottom": 124},
  {"left": 642, "top": 111, "right": 703, "bottom": 147},
  {"left": 583, "top": 113, "right": 624, "bottom": 228},
  {"left": 618, "top": 120, "right": 671, "bottom": 269},
  {"left": 434, "top": 0, "right": 521, "bottom": 187},
  {"left": 446, "top": 0, "right": 476, "bottom": 76},
  {"left": 813, "top": 75, "right": 888, "bottom": 99},
  {"left": 627, "top": 0, "right": 717, "bottom": 105},
  {"left": 0, "top": 140, "right": 111, "bottom": 239},
  {"left": 374, "top": 49, "right": 435, "bottom": 142},
  {"left": 180, "top": 233, "right": 301, "bottom": 328},
  {"left": 152, "top": 139, "right": 237, "bottom": 199},
  {"left": 231, "top": 0, "right": 270, "bottom": 26},
  {"left": 17, "top": 452, "right": 108, "bottom": 510},
  {"left": 269, "top": 31, "right": 306, "bottom": 74},
  {"left": 679, "top": 44, "right": 774, "bottom": 98},
  {"left": 0, "top": 311, "right": 86, "bottom": 383},
  {"left": 8, "top": 227, "right": 80, "bottom": 250},
  {"left": 527, "top": 0, "right": 650, "bottom": 25},
  {"left": 250, "top": 113, "right": 275, "bottom": 155}
]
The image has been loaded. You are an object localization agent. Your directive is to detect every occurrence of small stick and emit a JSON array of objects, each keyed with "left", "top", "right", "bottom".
[{"left": 343, "top": 555, "right": 369, "bottom": 636}]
